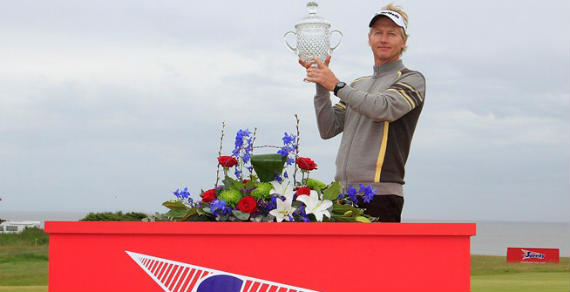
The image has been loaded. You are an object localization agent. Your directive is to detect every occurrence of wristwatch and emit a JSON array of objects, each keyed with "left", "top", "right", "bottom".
[{"left": 334, "top": 81, "right": 347, "bottom": 96}]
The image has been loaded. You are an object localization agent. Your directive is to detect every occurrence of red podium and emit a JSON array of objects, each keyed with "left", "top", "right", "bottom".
[{"left": 45, "top": 222, "right": 476, "bottom": 292}]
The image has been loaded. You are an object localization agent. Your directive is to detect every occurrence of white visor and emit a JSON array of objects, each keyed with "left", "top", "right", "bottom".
[{"left": 369, "top": 10, "right": 408, "bottom": 35}]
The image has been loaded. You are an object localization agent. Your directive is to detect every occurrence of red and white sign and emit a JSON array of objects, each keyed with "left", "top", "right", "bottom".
[{"left": 507, "top": 247, "right": 559, "bottom": 264}]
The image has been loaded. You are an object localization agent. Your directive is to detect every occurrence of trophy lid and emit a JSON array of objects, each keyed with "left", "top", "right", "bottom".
[{"left": 295, "top": 2, "right": 331, "bottom": 28}]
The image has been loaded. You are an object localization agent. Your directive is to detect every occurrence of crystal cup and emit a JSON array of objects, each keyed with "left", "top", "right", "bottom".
[{"left": 284, "top": 2, "right": 343, "bottom": 66}]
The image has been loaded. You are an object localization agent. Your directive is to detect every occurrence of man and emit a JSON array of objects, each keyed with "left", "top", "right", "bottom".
[{"left": 300, "top": 3, "right": 426, "bottom": 222}]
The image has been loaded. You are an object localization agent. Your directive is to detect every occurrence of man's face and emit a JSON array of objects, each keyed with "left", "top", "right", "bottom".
[{"left": 368, "top": 17, "right": 407, "bottom": 65}]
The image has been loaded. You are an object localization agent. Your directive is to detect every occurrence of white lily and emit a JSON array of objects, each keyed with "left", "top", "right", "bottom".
[
  {"left": 269, "top": 197, "right": 297, "bottom": 222},
  {"left": 296, "top": 190, "right": 333, "bottom": 222},
  {"left": 270, "top": 179, "right": 295, "bottom": 201}
]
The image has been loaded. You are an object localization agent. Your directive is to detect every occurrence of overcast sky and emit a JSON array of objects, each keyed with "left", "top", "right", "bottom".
[{"left": 0, "top": 0, "right": 568, "bottom": 222}]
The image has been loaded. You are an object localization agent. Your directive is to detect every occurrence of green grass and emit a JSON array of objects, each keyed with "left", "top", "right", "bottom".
[
  {"left": 1, "top": 230, "right": 569, "bottom": 291},
  {"left": 0, "top": 228, "right": 49, "bottom": 288},
  {"left": 471, "top": 255, "right": 569, "bottom": 292},
  {"left": 0, "top": 286, "right": 47, "bottom": 291},
  {"left": 472, "top": 272, "right": 570, "bottom": 292}
]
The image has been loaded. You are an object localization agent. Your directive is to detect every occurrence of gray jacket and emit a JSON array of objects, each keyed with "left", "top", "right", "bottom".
[{"left": 313, "top": 60, "right": 426, "bottom": 196}]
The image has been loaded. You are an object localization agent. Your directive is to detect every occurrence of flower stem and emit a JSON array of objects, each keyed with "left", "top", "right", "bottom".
[
  {"left": 215, "top": 121, "right": 226, "bottom": 187},
  {"left": 293, "top": 114, "right": 300, "bottom": 186},
  {"left": 250, "top": 128, "right": 257, "bottom": 180}
]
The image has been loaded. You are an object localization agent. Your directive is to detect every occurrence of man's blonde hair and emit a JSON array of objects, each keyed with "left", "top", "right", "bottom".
[
  {"left": 374, "top": 2, "right": 409, "bottom": 54},
  {"left": 382, "top": 3, "right": 408, "bottom": 33}
]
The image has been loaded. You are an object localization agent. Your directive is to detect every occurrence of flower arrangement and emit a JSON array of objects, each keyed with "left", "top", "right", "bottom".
[{"left": 161, "top": 118, "right": 377, "bottom": 223}]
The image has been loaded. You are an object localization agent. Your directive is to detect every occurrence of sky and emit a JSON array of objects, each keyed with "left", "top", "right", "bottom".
[{"left": 0, "top": 0, "right": 568, "bottom": 222}]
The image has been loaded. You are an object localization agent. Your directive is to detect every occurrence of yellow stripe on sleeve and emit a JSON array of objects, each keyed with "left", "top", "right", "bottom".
[
  {"left": 387, "top": 88, "right": 412, "bottom": 110},
  {"left": 398, "top": 89, "right": 416, "bottom": 108},
  {"left": 397, "top": 82, "right": 423, "bottom": 101},
  {"left": 374, "top": 121, "right": 390, "bottom": 183},
  {"left": 334, "top": 102, "right": 346, "bottom": 110}
]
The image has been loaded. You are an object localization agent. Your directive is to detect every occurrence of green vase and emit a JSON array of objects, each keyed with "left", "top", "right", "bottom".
[{"left": 251, "top": 154, "right": 287, "bottom": 182}]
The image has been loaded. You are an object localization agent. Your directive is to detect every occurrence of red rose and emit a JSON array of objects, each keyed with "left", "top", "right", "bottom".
[
  {"left": 296, "top": 157, "right": 318, "bottom": 171},
  {"left": 237, "top": 195, "right": 257, "bottom": 214},
  {"left": 218, "top": 156, "right": 237, "bottom": 168},
  {"left": 242, "top": 179, "right": 250, "bottom": 184},
  {"left": 200, "top": 189, "right": 217, "bottom": 203},
  {"left": 296, "top": 187, "right": 311, "bottom": 196}
]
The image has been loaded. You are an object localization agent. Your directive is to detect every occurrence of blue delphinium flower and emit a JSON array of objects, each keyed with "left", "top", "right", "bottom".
[
  {"left": 267, "top": 195, "right": 278, "bottom": 211},
  {"left": 232, "top": 129, "right": 251, "bottom": 157},
  {"left": 277, "top": 148, "right": 288, "bottom": 157},
  {"left": 346, "top": 184, "right": 358, "bottom": 206},
  {"left": 282, "top": 132, "right": 295, "bottom": 145},
  {"left": 210, "top": 199, "right": 232, "bottom": 217},
  {"left": 173, "top": 187, "right": 191, "bottom": 201},
  {"left": 359, "top": 184, "right": 376, "bottom": 203},
  {"left": 278, "top": 132, "right": 297, "bottom": 166},
  {"left": 274, "top": 174, "right": 283, "bottom": 182},
  {"left": 293, "top": 205, "right": 310, "bottom": 222},
  {"left": 232, "top": 129, "right": 253, "bottom": 180}
]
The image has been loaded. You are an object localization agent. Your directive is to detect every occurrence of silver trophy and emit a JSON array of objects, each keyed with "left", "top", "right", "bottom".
[{"left": 284, "top": 1, "right": 343, "bottom": 64}]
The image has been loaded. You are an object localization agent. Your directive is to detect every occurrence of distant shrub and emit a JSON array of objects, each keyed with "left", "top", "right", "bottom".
[
  {"left": 0, "top": 227, "right": 49, "bottom": 246},
  {"left": 80, "top": 211, "right": 148, "bottom": 221}
]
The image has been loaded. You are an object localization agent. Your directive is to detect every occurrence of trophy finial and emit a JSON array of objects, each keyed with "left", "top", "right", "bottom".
[{"left": 307, "top": 2, "right": 318, "bottom": 14}]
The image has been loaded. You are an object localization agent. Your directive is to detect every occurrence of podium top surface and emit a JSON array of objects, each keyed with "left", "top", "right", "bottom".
[{"left": 45, "top": 221, "right": 476, "bottom": 236}]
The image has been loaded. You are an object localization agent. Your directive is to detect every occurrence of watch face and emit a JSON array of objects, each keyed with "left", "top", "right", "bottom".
[{"left": 334, "top": 82, "right": 346, "bottom": 96}]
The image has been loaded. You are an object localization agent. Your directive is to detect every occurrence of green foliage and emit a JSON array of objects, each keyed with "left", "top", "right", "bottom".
[
  {"left": 330, "top": 203, "right": 375, "bottom": 222},
  {"left": 251, "top": 182, "right": 273, "bottom": 199},
  {"left": 232, "top": 210, "right": 251, "bottom": 221},
  {"left": 251, "top": 154, "right": 286, "bottom": 182},
  {"left": 0, "top": 229, "right": 49, "bottom": 286},
  {"left": 306, "top": 178, "right": 327, "bottom": 192},
  {"left": 0, "top": 228, "right": 49, "bottom": 246},
  {"left": 162, "top": 200, "right": 187, "bottom": 210},
  {"left": 79, "top": 211, "right": 148, "bottom": 221},
  {"left": 223, "top": 176, "right": 243, "bottom": 191},
  {"left": 322, "top": 181, "right": 341, "bottom": 201},
  {"left": 218, "top": 189, "right": 242, "bottom": 206}
]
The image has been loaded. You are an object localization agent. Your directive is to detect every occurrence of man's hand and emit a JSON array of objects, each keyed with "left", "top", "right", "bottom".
[
  {"left": 303, "top": 56, "right": 339, "bottom": 91},
  {"left": 298, "top": 58, "right": 313, "bottom": 69}
]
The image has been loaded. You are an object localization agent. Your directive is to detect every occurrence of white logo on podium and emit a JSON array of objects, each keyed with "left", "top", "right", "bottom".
[{"left": 126, "top": 251, "right": 319, "bottom": 292}]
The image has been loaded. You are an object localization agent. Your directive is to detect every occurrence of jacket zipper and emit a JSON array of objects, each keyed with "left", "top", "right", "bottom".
[{"left": 342, "top": 80, "right": 378, "bottom": 184}]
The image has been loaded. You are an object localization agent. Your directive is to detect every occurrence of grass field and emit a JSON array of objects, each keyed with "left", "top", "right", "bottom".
[
  {"left": 1, "top": 228, "right": 569, "bottom": 291},
  {"left": 471, "top": 255, "right": 570, "bottom": 292}
]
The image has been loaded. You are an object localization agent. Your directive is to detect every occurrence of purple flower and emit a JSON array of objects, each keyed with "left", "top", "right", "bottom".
[
  {"left": 267, "top": 195, "right": 278, "bottom": 211},
  {"left": 282, "top": 132, "right": 296, "bottom": 145},
  {"left": 293, "top": 205, "right": 310, "bottom": 222},
  {"left": 232, "top": 129, "right": 253, "bottom": 180},
  {"left": 173, "top": 187, "right": 191, "bottom": 200},
  {"left": 360, "top": 184, "right": 376, "bottom": 203},
  {"left": 346, "top": 185, "right": 358, "bottom": 206},
  {"left": 278, "top": 132, "right": 296, "bottom": 166},
  {"left": 210, "top": 199, "right": 232, "bottom": 216}
]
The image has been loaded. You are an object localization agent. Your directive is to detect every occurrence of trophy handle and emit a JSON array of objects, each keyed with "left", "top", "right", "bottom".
[
  {"left": 283, "top": 31, "right": 297, "bottom": 52},
  {"left": 330, "top": 30, "right": 343, "bottom": 52}
]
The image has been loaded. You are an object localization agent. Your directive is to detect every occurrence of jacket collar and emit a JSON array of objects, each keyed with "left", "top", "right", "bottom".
[{"left": 373, "top": 59, "right": 404, "bottom": 78}]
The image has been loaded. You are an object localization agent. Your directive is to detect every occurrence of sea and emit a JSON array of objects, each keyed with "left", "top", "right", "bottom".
[{"left": 2, "top": 211, "right": 569, "bottom": 257}]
